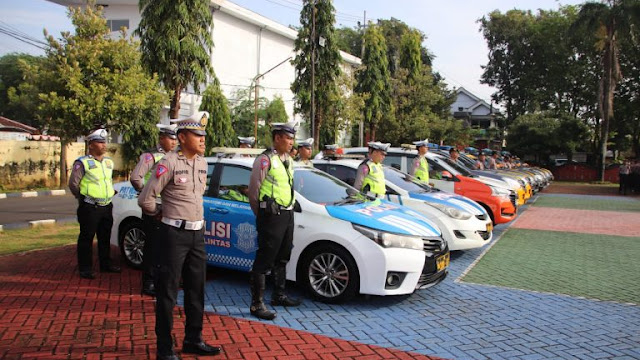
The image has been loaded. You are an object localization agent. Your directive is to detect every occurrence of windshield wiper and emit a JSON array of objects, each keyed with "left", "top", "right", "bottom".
[{"left": 333, "top": 196, "right": 364, "bottom": 206}]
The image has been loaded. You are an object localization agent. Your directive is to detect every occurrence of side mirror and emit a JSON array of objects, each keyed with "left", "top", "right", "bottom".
[
  {"left": 293, "top": 200, "right": 302, "bottom": 213},
  {"left": 441, "top": 171, "right": 453, "bottom": 180}
]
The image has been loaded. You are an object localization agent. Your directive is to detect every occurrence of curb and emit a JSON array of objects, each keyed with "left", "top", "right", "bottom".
[
  {"left": 0, "top": 189, "right": 67, "bottom": 199},
  {"left": 1, "top": 217, "right": 77, "bottom": 231}
]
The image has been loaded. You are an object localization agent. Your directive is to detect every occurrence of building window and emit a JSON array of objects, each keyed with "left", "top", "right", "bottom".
[
  {"left": 458, "top": 107, "right": 464, "bottom": 111},
  {"left": 106, "top": 19, "right": 129, "bottom": 32}
]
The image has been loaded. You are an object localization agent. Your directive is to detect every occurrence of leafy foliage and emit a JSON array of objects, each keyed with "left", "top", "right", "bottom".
[
  {"left": 199, "top": 76, "right": 235, "bottom": 154},
  {"left": 291, "top": 0, "right": 342, "bottom": 149},
  {"left": 136, "top": 0, "right": 213, "bottom": 118},
  {"left": 0, "top": 53, "right": 44, "bottom": 124}
]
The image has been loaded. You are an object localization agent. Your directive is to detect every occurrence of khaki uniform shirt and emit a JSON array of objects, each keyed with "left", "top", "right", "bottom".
[
  {"left": 138, "top": 150, "right": 207, "bottom": 221},
  {"left": 487, "top": 157, "right": 497, "bottom": 170},
  {"left": 353, "top": 159, "right": 372, "bottom": 192},
  {"left": 248, "top": 150, "right": 291, "bottom": 216},
  {"left": 130, "top": 146, "right": 166, "bottom": 192}
]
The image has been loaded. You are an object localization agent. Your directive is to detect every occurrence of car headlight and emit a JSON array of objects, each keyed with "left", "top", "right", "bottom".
[
  {"left": 489, "top": 185, "right": 510, "bottom": 198},
  {"left": 426, "top": 202, "right": 472, "bottom": 220},
  {"left": 352, "top": 224, "right": 423, "bottom": 250}
]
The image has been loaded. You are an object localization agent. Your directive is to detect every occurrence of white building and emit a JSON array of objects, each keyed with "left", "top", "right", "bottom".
[
  {"left": 450, "top": 87, "right": 502, "bottom": 149},
  {"left": 48, "top": 0, "right": 361, "bottom": 140}
]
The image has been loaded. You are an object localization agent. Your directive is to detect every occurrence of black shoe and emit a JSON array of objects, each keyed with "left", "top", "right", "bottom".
[
  {"left": 156, "top": 353, "right": 180, "bottom": 360},
  {"left": 79, "top": 271, "right": 95, "bottom": 279},
  {"left": 100, "top": 265, "right": 121, "bottom": 273},
  {"left": 271, "top": 295, "right": 301, "bottom": 307},
  {"left": 250, "top": 303, "right": 277, "bottom": 320},
  {"left": 182, "top": 341, "right": 221, "bottom": 356},
  {"left": 142, "top": 280, "right": 156, "bottom": 296}
]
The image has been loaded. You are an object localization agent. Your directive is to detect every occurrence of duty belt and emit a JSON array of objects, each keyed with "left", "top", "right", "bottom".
[
  {"left": 161, "top": 217, "right": 205, "bottom": 231},
  {"left": 83, "top": 196, "right": 111, "bottom": 206},
  {"left": 259, "top": 201, "right": 293, "bottom": 211}
]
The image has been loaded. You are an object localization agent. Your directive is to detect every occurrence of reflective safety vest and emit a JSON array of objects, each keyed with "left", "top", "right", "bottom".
[
  {"left": 414, "top": 155, "right": 430, "bottom": 181},
  {"left": 143, "top": 151, "right": 166, "bottom": 185},
  {"left": 259, "top": 153, "right": 295, "bottom": 207},
  {"left": 361, "top": 160, "right": 385, "bottom": 197},
  {"left": 78, "top": 156, "right": 115, "bottom": 205},
  {"left": 220, "top": 189, "right": 249, "bottom": 202}
]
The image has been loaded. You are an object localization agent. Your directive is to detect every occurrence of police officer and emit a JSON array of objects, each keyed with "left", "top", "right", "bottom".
[
  {"left": 138, "top": 112, "right": 221, "bottom": 360},
  {"left": 409, "top": 139, "right": 429, "bottom": 181},
  {"left": 487, "top": 151, "right": 499, "bottom": 169},
  {"left": 248, "top": 121, "right": 301, "bottom": 320},
  {"left": 130, "top": 124, "right": 178, "bottom": 296},
  {"left": 475, "top": 153, "right": 487, "bottom": 170},
  {"left": 238, "top": 136, "right": 255, "bottom": 149},
  {"left": 296, "top": 138, "right": 314, "bottom": 167},
  {"left": 322, "top": 143, "right": 338, "bottom": 158},
  {"left": 353, "top": 141, "right": 390, "bottom": 198},
  {"left": 68, "top": 128, "right": 120, "bottom": 279}
]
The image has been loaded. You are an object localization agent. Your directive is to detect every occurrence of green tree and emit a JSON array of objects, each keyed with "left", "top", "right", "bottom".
[
  {"left": 356, "top": 24, "right": 393, "bottom": 141},
  {"left": 199, "top": 77, "right": 235, "bottom": 154},
  {"left": 230, "top": 87, "right": 268, "bottom": 145},
  {"left": 136, "top": 0, "right": 213, "bottom": 119},
  {"left": 9, "top": 3, "right": 166, "bottom": 185},
  {"left": 398, "top": 30, "right": 422, "bottom": 82},
  {"left": 291, "top": 0, "right": 342, "bottom": 150},
  {"left": 571, "top": 0, "right": 640, "bottom": 180},
  {"left": 335, "top": 26, "right": 362, "bottom": 57},
  {"left": 0, "top": 53, "right": 44, "bottom": 123}
]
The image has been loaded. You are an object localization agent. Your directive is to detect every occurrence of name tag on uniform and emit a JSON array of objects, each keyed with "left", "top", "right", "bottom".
[
  {"left": 178, "top": 177, "right": 188, "bottom": 183},
  {"left": 272, "top": 161, "right": 279, "bottom": 169}
]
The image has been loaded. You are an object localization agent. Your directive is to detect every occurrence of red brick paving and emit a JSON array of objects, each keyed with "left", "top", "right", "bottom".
[
  {"left": 0, "top": 245, "right": 443, "bottom": 360},
  {"left": 511, "top": 207, "right": 640, "bottom": 237},
  {"left": 542, "top": 182, "right": 639, "bottom": 196}
]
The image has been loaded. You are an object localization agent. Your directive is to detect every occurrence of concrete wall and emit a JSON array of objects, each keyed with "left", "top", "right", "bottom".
[{"left": 0, "top": 140, "right": 125, "bottom": 191}]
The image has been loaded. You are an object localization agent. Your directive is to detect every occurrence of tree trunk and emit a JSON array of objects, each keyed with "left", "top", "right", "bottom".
[
  {"left": 598, "top": 24, "right": 621, "bottom": 182},
  {"left": 169, "top": 85, "right": 183, "bottom": 119},
  {"left": 59, "top": 140, "right": 68, "bottom": 188}
]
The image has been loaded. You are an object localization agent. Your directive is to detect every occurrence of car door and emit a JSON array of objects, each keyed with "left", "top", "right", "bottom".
[
  {"left": 426, "top": 158, "right": 455, "bottom": 193},
  {"left": 204, "top": 163, "right": 257, "bottom": 272}
]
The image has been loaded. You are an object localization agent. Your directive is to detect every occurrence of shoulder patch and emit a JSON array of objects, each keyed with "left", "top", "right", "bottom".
[
  {"left": 156, "top": 164, "right": 168, "bottom": 178},
  {"left": 360, "top": 165, "right": 369, "bottom": 175},
  {"left": 261, "top": 158, "right": 269, "bottom": 169},
  {"left": 74, "top": 162, "right": 82, "bottom": 170},
  {"left": 144, "top": 153, "right": 154, "bottom": 163}
]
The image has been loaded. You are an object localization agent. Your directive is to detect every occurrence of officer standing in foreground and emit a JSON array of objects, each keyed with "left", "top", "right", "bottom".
[
  {"left": 130, "top": 124, "right": 178, "bottom": 296},
  {"left": 138, "top": 112, "right": 221, "bottom": 360},
  {"left": 409, "top": 139, "right": 429, "bottom": 181},
  {"left": 68, "top": 128, "right": 121, "bottom": 279},
  {"left": 353, "top": 141, "right": 390, "bottom": 198},
  {"left": 248, "top": 121, "right": 302, "bottom": 320},
  {"left": 296, "top": 138, "right": 314, "bottom": 167}
]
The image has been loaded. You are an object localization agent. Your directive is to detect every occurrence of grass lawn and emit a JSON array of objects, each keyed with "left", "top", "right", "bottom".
[
  {"left": 0, "top": 223, "right": 78, "bottom": 256},
  {"left": 533, "top": 194, "right": 640, "bottom": 212},
  {"left": 462, "top": 228, "right": 640, "bottom": 304}
]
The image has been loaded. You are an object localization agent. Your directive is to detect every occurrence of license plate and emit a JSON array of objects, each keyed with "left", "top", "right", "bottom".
[
  {"left": 487, "top": 222, "right": 493, "bottom": 232},
  {"left": 436, "top": 252, "right": 450, "bottom": 272}
]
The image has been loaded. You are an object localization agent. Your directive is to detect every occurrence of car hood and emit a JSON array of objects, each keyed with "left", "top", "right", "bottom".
[
  {"left": 407, "top": 191, "right": 486, "bottom": 216},
  {"left": 325, "top": 199, "right": 441, "bottom": 237}
]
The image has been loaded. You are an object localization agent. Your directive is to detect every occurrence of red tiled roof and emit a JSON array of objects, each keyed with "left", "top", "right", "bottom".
[{"left": 0, "top": 116, "right": 39, "bottom": 134}]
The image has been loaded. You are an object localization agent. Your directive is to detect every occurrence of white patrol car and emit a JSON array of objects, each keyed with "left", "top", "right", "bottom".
[
  {"left": 110, "top": 152, "right": 449, "bottom": 303},
  {"left": 313, "top": 158, "right": 493, "bottom": 251}
]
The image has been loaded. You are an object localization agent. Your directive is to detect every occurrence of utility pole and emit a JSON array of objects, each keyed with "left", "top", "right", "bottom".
[
  {"left": 358, "top": 10, "right": 366, "bottom": 147},
  {"left": 310, "top": 0, "right": 316, "bottom": 146},
  {"left": 253, "top": 56, "right": 293, "bottom": 141}
]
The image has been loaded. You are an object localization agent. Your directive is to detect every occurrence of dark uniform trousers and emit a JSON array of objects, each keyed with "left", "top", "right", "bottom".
[
  {"left": 252, "top": 209, "right": 294, "bottom": 274},
  {"left": 155, "top": 223, "right": 206, "bottom": 356},
  {"left": 76, "top": 202, "right": 113, "bottom": 272},
  {"left": 141, "top": 213, "right": 160, "bottom": 282}
]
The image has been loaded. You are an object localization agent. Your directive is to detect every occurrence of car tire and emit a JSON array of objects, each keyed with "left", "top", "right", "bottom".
[
  {"left": 118, "top": 219, "right": 145, "bottom": 269},
  {"left": 298, "top": 243, "right": 359, "bottom": 304},
  {"left": 478, "top": 202, "right": 496, "bottom": 225}
]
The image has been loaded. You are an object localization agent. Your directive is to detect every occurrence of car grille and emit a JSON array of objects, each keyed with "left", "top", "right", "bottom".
[
  {"left": 475, "top": 214, "right": 487, "bottom": 221},
  {"left": 478, "top": 231, "right": 491, "bottom": 240},
  {"left": 509, "top": 191, "right": 517, "bottom": 208},
  {"left": 423, "top": 237, "right": 445, "bottom": 252},
  {"left": 417, "top": 269, "right": 447, "bottom": 289}
]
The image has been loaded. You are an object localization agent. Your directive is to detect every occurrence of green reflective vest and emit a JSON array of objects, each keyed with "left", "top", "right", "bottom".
[
  {"left": 414, "top": 155, "right": 430, "bottom": 181},
  {"left": 78, "top": 156, "right": 115, "bottom": 204},
  {"left": 220, "top": 189, "right": 249, "bottom": 203},
  {"left": 143, "top": 151, "right": 166, "bottom": 185},
  {"left": 259, "top": 153, "right": 294, "bottom": 207},
  {"left": 361, "top": 160, "right": 385, "bottom": 197}
]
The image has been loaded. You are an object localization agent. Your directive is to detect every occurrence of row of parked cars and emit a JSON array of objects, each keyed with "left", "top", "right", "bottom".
[{"left": 109, "top": 146, "right": 552, "bottom": 304}]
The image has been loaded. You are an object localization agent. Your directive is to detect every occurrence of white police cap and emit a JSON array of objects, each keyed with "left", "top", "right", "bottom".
[
  {"left": 324, "top": 144, "right": 339, "bottom": 151},
  {"left": 156, "top": 124, "right": 178, "bottom": 139},
  {"left": 368, "top": 141, "right": 390, "bottom": 153},
  {"left": 297, "top": 138, "right": 314, "bottom": 148},
  {"left": 85, "top": 128, "right": 108, "bottom": 143},
  {"left": 170, "top": 111, "right": 208, "bottom": 136},
  {"left": 271, "top": 121, "right": 298, "bottom": 138},
  {"left": 238, "top": 136, "right": 255, "bottom": 146},
  {"left": 412, "top": 139, "right": 429, "bottom": 148}
]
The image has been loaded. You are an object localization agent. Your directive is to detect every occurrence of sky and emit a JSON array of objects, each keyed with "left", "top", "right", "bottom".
[{"left": 0, "top": 0, "right": 585, "bottom": 104}]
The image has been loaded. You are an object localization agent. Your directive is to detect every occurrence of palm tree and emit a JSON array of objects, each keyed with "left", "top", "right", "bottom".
[{"left": 572, "top": 0, "right": 640, "bottom": 181}]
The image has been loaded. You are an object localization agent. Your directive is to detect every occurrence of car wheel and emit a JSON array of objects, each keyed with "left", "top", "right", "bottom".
[
  {"left": 478, "top": 202, "right": 496, "bottom": 225},
  {"left": 119, "top": 219, "right": 145, "bottom": 269},
  {"left": 299, "top": 243, "right": 359, "bottom": 303}
]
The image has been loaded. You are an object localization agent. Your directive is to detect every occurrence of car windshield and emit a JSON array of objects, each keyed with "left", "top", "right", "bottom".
[
  {"left": 294, "top": 167, "right": 364, "bottom": 205},
  {"left": 383, "top": 166, "right": 432, "bottom": 193},
  {"left": 437, "top": 155, "right": 473, "bottom": 177},
  {"left": 458, "top": 154, "right": 478, "bottom": 168}
]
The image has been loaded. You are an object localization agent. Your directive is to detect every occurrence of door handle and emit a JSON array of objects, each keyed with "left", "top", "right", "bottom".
[{"left": 208, "top": 207, "right": 229, "bottom": 214}]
